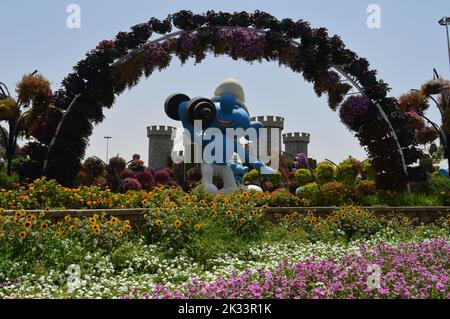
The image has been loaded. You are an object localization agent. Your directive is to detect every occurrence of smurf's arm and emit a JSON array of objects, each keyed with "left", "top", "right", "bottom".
[{"left": 236, "top": 144, "right": 276, "bottom": 177}]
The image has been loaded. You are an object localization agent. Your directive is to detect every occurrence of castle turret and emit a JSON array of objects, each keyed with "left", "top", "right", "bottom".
[
  {"left": 251, "top": 116, "right": 285, "bottom": 157},
  {"left": 283, "top": 132, "right": 311, "bottom": 158},
  {"left": 147, "top": 125, "right": 176, "bottom": 169}
]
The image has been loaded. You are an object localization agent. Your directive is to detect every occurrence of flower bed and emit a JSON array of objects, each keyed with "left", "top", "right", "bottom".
[
  {"left": 0, "top": 201, "right": 449, "bottom": 299},
  {"left": 140, "top": 239, "right": 449, "bottom": 299}
]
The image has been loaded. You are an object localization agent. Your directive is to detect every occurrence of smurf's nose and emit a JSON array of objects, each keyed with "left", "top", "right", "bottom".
[{"left": 220, "top": 94, "right": 236, "bottom": 114}]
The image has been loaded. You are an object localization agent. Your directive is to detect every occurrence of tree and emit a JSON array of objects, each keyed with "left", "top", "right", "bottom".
[
  {"left": 400, "top": 71, "right": 449, "bottom": 177},
  {"left": 0, "top": 73, "right": 55, "bottom": 177}
]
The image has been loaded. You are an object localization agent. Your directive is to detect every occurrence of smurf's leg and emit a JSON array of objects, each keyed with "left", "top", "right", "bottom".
[
  {"left": 201, "top": 163, "right": 219, "bottom": 194},
  {"left": 219, "top": 165, "right": 239, "bottom": 195}
]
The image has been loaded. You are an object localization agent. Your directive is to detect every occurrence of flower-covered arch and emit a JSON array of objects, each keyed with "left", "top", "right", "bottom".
[{"left": 42, "top": 11, "right": 422, "bottom": 190}]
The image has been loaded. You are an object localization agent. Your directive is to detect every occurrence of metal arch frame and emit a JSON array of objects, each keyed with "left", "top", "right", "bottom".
[{"left": 111, "top": 26, "right": 410, "bottom": 190}]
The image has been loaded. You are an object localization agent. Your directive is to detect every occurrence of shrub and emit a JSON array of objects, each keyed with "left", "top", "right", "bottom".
[
  {"left": 243, "top": 169, "right": 260, "bottom": 185},
  {"left": 82, "top": 157, "right": 105, "bottom": 179},
  {"left": 294, "top": 168, "right": 313, "bottom": 186},
  {"left": 428, "top": 176, "right": 450, "bottom": 205},
  {"left": 108, "top": 157, "right": 126, "bottom": 173},
  {"left": 136, "top": 169, "right": 154, "bottom": 189},
  {"left": 120, "top": 178, "right": 142, "bottom": 192},
  {"left": 335, "top": 157, "right": 361, "bottom": 185},
  {"left": 120, "top": 168, "right": 136, "bottom": 180},
  {"left": 265, "top": 170, "right": 282, "bottom": 186},
  {"left": 314, "top": 162, "right": 335, "bottom": 185},
  {"left": 361, "top": 161, "right": 376, "bottom": 181},
  {"left": 296, "top": 182, "right": 321, "bottom": 205},
  {"left": 355, "top": 180, "right": 377, "bottom": 196},
  {"left": 320, "top": 182, "right": 344, "bottom": 206},
  {"left": 154, "top": 169, "right": 170, "bottom": 184}
]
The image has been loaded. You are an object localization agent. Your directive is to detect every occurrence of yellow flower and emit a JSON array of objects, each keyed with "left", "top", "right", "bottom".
[
  {"left": 23, "top": 221, "right": 32, "bottom": 229},
  {"left": 194, "top": 224, "right": 202, "bottom": 231},
  {"left": 55, "top": 230, "right": 64, "bottom": 238},
  {"left": 199, "top": 200, "right": 206, "bottom": 205},
  {"left": 155, "top": 219, "right": 163, "bottom": 227},
  {"left": 41, "top": 222, "right": 49, "bottom": 230},
  {"left": 111, "top": 217, "right": 120, "bottom": 224},
  {"left": 64, "top": 215, "right": 72, "bottom": 222},
  {"left": 293, "top": 228, "right": 300, "bottom": 235},
  {"left": 261, "top": 205, "right": 269, "bottom": 209},
  {"left": 174, "top": 220, "right": 182, "bottom": 228},
  {"left": 123, "top": 224, "right": 132, "bottom": 231},
  {"left": 186, "top": 219, "right": 192, "bottom": 226},
  {"left": 69, "top": 225, "right": 76, "bottom": 232},
  {"left": 225, "top": 210, "right": 233, "bottom": 217},
  {"left": 15, "top": 211, "right": 23, "bottom": 219},
  {"left": 18, "top": 231, "right": 27, "bottom": 239},
  {"left": 402, "top": 217, "right": 409, "bottom": 223},
  {"left": 89, "top": 217, "right": 97, "bottom": 224},
  {"left": 239, "top": 218, "right": 246, "bottom": 224}
]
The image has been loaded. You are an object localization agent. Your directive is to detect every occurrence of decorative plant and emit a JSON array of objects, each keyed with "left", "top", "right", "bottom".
[
  {"left": 294, "top": 168, "right": 314, "bottom": 186},
  {"left": 335, "top": 157, "right": 362, "bottom": 185},
  {"left": 0, "top": 73, "right": 54, "bottom": 177},
  {"left": 314, "top": 162, "right": 335, "bottom": 185}
]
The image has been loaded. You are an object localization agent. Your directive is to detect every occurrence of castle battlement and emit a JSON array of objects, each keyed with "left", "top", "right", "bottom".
[
  {"left": 283, "top": 132, "right": 311, "bottom": 143},
  {"left": 147, "top": 125, "right": 177, "bottom": 137},
  {"left": 251, "top": 116, "right": 285, "bottom": 129}
]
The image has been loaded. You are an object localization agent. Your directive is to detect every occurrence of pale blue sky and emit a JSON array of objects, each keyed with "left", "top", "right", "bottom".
[{"left": 0, "top": 0, "right": 449, "bottom": 163}]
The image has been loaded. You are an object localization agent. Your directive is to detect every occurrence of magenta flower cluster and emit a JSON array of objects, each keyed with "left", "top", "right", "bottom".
[
  {"left": 339, "top": 95, "right": 371, "bottom": 132},
  {"left": 295, "top": 153, "right": 310, "bottom": 170},
  {"left": 217, "top": 28, "right": 266, "bottom": 62},
  {"left": 127, "top": 239, "right": 449, "bottom": 299}
]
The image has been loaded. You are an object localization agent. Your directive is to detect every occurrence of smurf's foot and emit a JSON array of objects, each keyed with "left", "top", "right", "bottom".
[
  {"left": 242, "top": 185, "right": 263, "bottom": 192},
  {"left": 204, "top": 183, "right": 220, "bottom": 194}
]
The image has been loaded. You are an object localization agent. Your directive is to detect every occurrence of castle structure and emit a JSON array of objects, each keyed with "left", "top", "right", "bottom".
[
  {"left": 147, "top": 125, "right": 176, "bottom": 169},
  {"left": 147, "top": 117, "right": 311, "bottom": 169},
  {"left": 283, "top": 132, "right": 311, "bottom": 158}
]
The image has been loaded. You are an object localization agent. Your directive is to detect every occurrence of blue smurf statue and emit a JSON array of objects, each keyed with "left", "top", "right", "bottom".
[{"left": 165, "top": 79, "right": 276, "bottom": 194}]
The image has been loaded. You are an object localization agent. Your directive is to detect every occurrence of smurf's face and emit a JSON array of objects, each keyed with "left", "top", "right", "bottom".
[{"left": 211, "top": 94, "right": 251, "bottom": 132}]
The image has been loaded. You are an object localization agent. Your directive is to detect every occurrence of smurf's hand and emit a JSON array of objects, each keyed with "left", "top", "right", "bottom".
[
  {"left": 259, "top": 165, "right": 276, "bottom": 177},
  {"left": 230, "top": 163, "right": 249, "bottom": 176},
  {"left": 250, "top": 160, "right": 275, "bottom": 177}
]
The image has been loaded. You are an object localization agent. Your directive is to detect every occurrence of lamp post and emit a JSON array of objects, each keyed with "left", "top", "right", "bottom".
[
  {"left": 104, "top": 136, "right": 112, "bottom": 163},
  {"left": 439, "top": 17, "right": 450, "bottom": 73}
]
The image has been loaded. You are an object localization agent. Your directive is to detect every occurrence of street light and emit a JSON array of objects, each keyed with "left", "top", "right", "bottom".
[
  {"left": 104, "top": 136, "right": 112, "bottom": 163},
  {"left": 439, "top": 17, "right": 450, "bottom": 73}
]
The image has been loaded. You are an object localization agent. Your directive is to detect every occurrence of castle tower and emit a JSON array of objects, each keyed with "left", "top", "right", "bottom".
[
  {"left": 147, "top": 125, "right": 176, "bottom": 169},
  {"left": 283, "top": 132, "right": 311, "bottom": 158},
  {"left": 251, "top": 116, "right": 285, "bottom": 157}
]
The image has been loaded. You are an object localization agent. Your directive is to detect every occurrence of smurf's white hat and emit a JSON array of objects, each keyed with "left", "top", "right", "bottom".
[{"left": 213, "top": 78, "right": 249, "bottom": 113}]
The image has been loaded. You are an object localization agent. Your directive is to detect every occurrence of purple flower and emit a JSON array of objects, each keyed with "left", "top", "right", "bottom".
[{"left": 339, "top": 95, "right": 371, "bottom": 131}]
